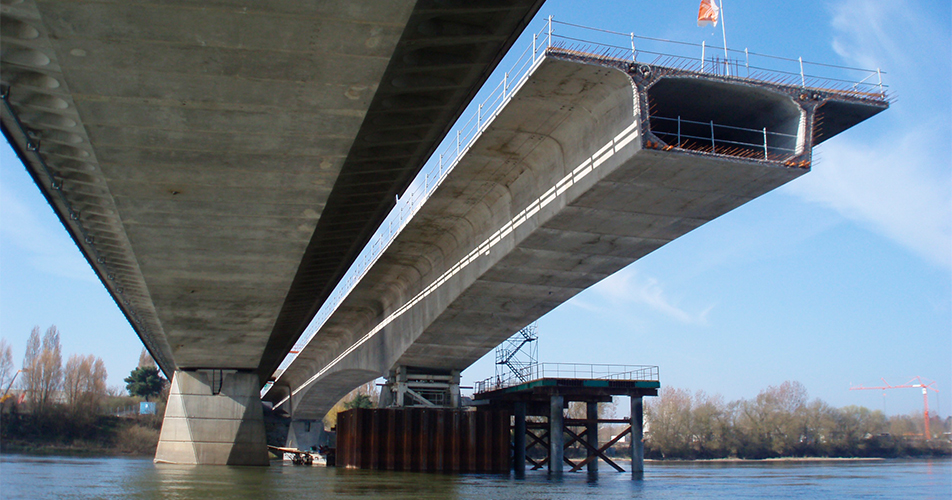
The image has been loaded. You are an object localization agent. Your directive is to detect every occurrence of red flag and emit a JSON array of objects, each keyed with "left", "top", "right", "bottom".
[{"left": 698, "top": 0, "right": 720, "bottom": 27}]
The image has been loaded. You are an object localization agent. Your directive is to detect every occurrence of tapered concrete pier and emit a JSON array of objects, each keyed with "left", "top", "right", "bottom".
[{"left": 155, "top": 370, "right": 268, "bottom": 466}]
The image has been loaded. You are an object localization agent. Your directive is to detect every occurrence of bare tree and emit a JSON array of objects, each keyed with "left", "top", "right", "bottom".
[
  {"left": 64, "top": 354, "right": 108, "bottom": 418},
  {"left": 63, "top": 354, "right": 84, "bottom": 406},
  {"left": 645, "top": 386, "right": 695, "bottom": 458},
  {"left": 0, "top": 338, "right": 14, "bottom": 390},
  {"left": 137, "top": 348, "right": 156, "bottom": 369},
  {"left": 21, "top": 326, "right": 42, "bottom": 405},
  {"left": 35, "top": 326, "right": 63, "bottom": 411},
  {"left": 734, "top": 380, "right": 809, "bottom": 457}
]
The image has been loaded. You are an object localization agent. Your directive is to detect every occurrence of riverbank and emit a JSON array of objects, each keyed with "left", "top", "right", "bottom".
[
  {"left": 1, "top": 413, "right": 159, "bottom": 457},
  {"left": 0, "top": 438, "right": 153, "bottom": 457}
]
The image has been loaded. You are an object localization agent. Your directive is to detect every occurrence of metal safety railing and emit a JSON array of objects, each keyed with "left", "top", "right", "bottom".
[
  {"left": 547, "top": 20, "right": 888, "bottom": 99},
  {"left": 265, "top": 17, "right": 888, "bottom": 393},
  {"left": 649, "top": 115, "right": 798, "bottom": 161},
  {"left": 475, "top": 363, "right": 660, "bottom": 394}
]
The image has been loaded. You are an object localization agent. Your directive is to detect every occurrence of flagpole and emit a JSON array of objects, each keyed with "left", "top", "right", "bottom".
[{"left": 720, "top": 0, "right": 729, "bottom": 76}]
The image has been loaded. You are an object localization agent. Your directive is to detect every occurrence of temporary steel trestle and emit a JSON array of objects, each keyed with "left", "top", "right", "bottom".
[
  {"left": 337, "top": 372, "right": 658, "bottom": 477},
  {"left": 474, "top": 376, "right": 659, "bottom": 479}
]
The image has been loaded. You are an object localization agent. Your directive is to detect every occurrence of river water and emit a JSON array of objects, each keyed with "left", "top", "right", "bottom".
[{"left": 1, "top": 455, "right": 949, "bottom": 499}]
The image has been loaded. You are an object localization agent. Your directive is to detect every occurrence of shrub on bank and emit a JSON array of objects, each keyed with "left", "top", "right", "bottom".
[
  {"left": 1, "top": 402, "right": 161, "bottom": 456},
  {"left": 644, "top": 384, "right": 952, "bottom": 460}
]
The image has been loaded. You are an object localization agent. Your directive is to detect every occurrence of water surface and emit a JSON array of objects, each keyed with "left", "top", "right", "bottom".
[{"left": 2, "top": 455, "right": 949, "bottom": 499}]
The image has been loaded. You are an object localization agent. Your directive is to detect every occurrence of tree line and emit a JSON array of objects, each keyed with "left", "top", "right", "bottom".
[
  {"left": 644, "top": 381, "right": 951, "bottom": 459},
  {"left": 1, "top": 326, "right": 168, "bottom": 455},
  {"left": 0, "top": 326, "right": 110, "bottom": 422}
]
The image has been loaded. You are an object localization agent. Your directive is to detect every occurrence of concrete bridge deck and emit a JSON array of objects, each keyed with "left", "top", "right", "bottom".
[
  {"left": 264, "top": 49, "right": 887, "bottom": 421},
  {"left": 3, "top": 3, "right": 888, "bottom": 464},
  {"left": 1, "top": 0, "right": 546, "bottom": 465},
  {"left": 1, "top": 0, "right": 544, "bottom": 383}
]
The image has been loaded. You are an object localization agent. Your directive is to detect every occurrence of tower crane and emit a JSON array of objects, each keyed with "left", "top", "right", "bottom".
[{"left": 850, "top": 376, "right": 938, "bottom": 439}]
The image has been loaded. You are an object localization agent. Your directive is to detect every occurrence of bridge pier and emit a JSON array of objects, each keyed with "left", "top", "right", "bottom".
[
  {"left": 286, "top": 419, "right": 331, "bottom": 453},
  {"left": 155, "top": 370, "right": 269, "bottom": 466}
]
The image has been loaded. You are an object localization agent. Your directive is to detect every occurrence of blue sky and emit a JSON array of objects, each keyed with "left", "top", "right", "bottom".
[{"left": 1, "top": 0, "right": 949, "bottom": 417}]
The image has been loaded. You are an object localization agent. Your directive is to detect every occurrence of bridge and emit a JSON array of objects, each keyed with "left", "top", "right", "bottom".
[
  {"left": 2, "top": 0, "right": 544, "bottom": 464},
  {"left": 2, "top": 3, "right": 887, "bottom": 466},
  {"left": 263, "top": 23, "right": 888, "bottom": 435}
]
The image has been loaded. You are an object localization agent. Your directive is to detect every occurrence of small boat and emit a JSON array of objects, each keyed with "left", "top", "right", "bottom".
[{"left": 268, "top": 445, "right": 330, "bottom": 466}]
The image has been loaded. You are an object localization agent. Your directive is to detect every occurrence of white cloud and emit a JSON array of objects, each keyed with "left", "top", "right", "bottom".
[
  {"left": 793, "top": 131, "right": 951, "bottom": 269},
  {"left": 588, "top": 268, "right": 713, "bottom": 325},
  {"left": 788, "top": 0, "right": 952, "bottom": 270}
]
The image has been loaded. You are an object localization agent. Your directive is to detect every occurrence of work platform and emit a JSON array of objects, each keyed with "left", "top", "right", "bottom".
[
  {"left": 475, "top": 364, "right": 659, "bottom": 478},
  {"left": 336, "top": 364, "right": 658, "bottom": 478}
]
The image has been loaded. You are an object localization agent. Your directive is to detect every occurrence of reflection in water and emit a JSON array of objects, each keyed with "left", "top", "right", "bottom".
[
  {"left": 2, "top": 456, "right": 950, "bottom": 500},
  {"left": 148, "top": 462, "right": 462, "bottom": 500},
  {"left": 150, "top": 464, "right": 279, "bottom": 500}
]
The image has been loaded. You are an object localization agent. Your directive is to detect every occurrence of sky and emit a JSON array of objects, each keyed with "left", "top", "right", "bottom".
[{"left": 1, "top": 0, "right": 949, "bottom": 418}]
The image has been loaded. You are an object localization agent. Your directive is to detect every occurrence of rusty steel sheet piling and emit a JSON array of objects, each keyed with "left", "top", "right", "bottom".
[{"left": 336, "top": 408, "right": 511, "bottom": 473}]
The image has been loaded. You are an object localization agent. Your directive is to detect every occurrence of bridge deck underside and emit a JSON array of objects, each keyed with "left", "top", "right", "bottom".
[
  {"left": 270, "top": 56, "right": 830, "bottom": 419},
  {"left": 1, "top": 0, "right": 544, "bottom": 379}
]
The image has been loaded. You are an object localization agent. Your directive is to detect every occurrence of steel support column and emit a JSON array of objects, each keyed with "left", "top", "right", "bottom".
[
  {"left": 630, "top": 395, "right": 644, "bottom": 479},
  {"left": 549, "top": 395, "right": 564, "bottom": 477},
  {"left": 586, "top": 401, "right": 599, "bottom": 474},
  {"left": 514, "top": 401, "right": 527, "bottom": 478}
]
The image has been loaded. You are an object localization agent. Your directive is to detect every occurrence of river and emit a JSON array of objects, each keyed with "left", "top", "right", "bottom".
[{"left": 1, "top": 455, "right": 949, "bottom": 499}]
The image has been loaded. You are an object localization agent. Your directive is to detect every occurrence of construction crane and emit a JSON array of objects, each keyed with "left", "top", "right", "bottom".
[{"left": 850, "top": 376, "right": 939, "bottom": 439}]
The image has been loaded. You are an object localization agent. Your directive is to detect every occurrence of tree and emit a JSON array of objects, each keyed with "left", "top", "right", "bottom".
[
  {"left": 64, "top": 354, "right": 108, "bottom": 418},
  {"left": 828, "top": 405, "right": 885, "bottom": 453},
  {"left": 21, "top": 326, "right": 41, "bottom": 404},
  {"left": 324, "top": 381, "right": 379, "bottom": 428},
  {"left": 690, "top": 390, "right": 732, "bottom": 458},
  {"left": 344, "top": 394, "right": 374, "bottom": 409},
  {"left": 20, "top": 326, "right": 63, "bottom": 413},
  {"left": 735, "top": 381, "right": 809, "bottom": 457},
  {"left": 137, "top": 348, "right": 156, "bottom": 369},
  {"left": 36, "top": 326, "right": 63, "bottom": 410},
  {"left": 124, "top": 366, "right": 166, "bottom": 401},
  {"left": 645, "top": 386, "right": 695, "bottom": 458},
  {"left": 0, "top": 338, "right": 13, "bottom": 390}
]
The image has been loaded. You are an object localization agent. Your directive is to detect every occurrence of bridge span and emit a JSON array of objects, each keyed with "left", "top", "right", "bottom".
[
  {"left": 2, "top": 2, "right": 887, "bottom": 465},
  {"left": 1, "top": 0, "right": 546, "bottom": 464},
  {"left": 264, "top": 43, "right": 887, "bottom": 433}
]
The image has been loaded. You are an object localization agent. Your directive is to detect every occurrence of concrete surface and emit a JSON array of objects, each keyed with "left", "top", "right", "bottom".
[
  {"left": 155, "top": 370, "right": 268, "bottom": 466},
  {"left": 1, "top": 0, "right": 545, "bottom": 383},
  {"left": 267, "top": 52, "right": 886, "bottom": 420}
]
